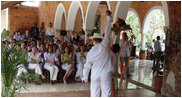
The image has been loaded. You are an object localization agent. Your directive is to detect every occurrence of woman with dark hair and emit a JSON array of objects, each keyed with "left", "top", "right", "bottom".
[{"left": 61, "top": 46, "right": 74, "bottom": 84}]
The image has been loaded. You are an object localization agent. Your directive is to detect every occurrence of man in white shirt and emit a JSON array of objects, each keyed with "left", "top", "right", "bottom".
[
  {"left": 17, "top": 46, "right": 45, "bottom": 79},
  {"left": 154, "top": 36, "right": 162, "bottom": 52},
  {"left": 82, "top": 10, "right": 114, "bottom": 97},
  {"left": 46, "top": 22, "right": 57, "bottom": 42},
  {"left": 44, "top": 45, "right": 59, "bottom": 85},
  {"left": 151, "top": 39, "right": 155, "bottom": 52},
  {"left": 161, "top": 39, "right": 165, "bottom": 52},
  {"left": 64, "top": 32, "right": 72, "bottom": 43}
]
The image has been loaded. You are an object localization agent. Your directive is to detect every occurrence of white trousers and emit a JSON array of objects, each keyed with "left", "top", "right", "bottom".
[
  {"left": 29, "top": 63, "right": 43, "bottom": 75},
  {"left": 91, "top": 72, "right": 112, "bottom": 97},
  {"left": 75, "top": 63, "right": 84, "bottom": 80},
  {"left": 17, "top": 64, "right": 27, "bottom": 76},
  {"left": 44, "top": 63, "right": 59, "bottom": 81}
]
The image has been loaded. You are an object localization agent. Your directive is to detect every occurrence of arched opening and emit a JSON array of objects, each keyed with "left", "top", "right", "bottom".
[
  {"left": 73, "top": 8, "right": 83, "bottom": 35},
  {"left": 66, "top": 1, "right": 84, "bottom": 33},
  {"left": 54, "top": 3, "right": 66, "bottom": 30},
  {"left": 54, "top": 3, "right": 66, "bottom": 40},
  {"left": 126, "top": 9, "right": 141, "bottom": 56},
  {"left": 143, "top": 8, "right": 166, "bottom": 50},
  {"left": 90, "top": 1, "right": 110, "bottom": 36},
  {"left": 113, "top": 1, "right": 131, "bottom": 23},
  {"left": 84, "top": 1, "right": 111, "bottom": 32}
]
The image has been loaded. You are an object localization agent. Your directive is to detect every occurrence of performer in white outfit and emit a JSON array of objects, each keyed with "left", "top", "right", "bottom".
[
  {"left": 75, "top": 46, "right": 87, "bottom": 81},
  {"left": 44, "top": 45, "right": 59, "bottom": 84},
  {"left": 82, "top": 10, "right": 114, "bottom": 97}
]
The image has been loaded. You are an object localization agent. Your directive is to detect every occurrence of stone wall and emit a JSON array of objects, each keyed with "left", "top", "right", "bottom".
[
  {"left": 130, "top": 1, "right": 162, "bottom": 26},
  {"left": 9, "top": 5, "right": 39, "bottom": 34},
  {"left": 161, "top": 1, "right": 181, "bottom": 97},
  {"left": 98, "top": 5, "right": 108, "bottom": 35},
  {"left": 39, "top": 1, "right": 72, "bottom": 29}
]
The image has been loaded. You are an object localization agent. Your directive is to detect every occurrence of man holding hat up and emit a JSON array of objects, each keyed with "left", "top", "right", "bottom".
[{"left": 82, "top": 10, "right": 114, "bottom": 97}]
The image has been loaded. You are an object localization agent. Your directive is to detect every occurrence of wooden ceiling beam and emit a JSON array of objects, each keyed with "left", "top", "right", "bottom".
[{"left": 1, "top": 1, "right": 24, "bottom": 10}]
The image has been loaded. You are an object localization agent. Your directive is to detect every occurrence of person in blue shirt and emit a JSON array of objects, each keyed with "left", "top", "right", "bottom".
[
  {"left": 17, "top": 31, "right": 22, "bottom": 41},
  {"left": 13, "top": 31, "right": 18, "bottom": 40}
]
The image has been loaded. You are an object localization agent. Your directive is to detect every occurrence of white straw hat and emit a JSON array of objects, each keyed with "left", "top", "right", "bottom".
[{"left": 90, "top": 33, "right": 103, "bottom": 39}]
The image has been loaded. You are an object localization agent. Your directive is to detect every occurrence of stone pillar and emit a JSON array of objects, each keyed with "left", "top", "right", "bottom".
[
  {"left": 85, "top": 30, "right": 92, "bottom": 44},
  {"left": 56, "top": 30, "right": 61, "bottom": 40},
  {"left": 161, "top": 1, "right": 181, "bottom": 97},
  {"left": 141, "top": 33, "right": 146, "bottom": 50}
]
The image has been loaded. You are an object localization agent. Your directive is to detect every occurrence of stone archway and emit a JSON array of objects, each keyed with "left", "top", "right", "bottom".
[
  {"left": 126, "top": 8, "right": 142, "bottom": 55},
  {"left": 66, "top": 1, "right": 84, "bottom": 32},
  {"left": 113, "top": 1, "right": 131, "bottom": 23},
  {"left": 143, "top": 6, "right": 166, "bottom": 35},
  {"left": 142, "top": 2, "right": 169, "bottom": 31},
  {"left": 128, "top": 8, "right": 142, "bottom": 33},
  {"left": 54, "top": 3, "right": 66, "bottom": 30},
  {"left": 141, "top": 5, "right": 169, "bottom": 49},
  {"left": 84, "top": 1, "right": 111, "bottom": 32}
]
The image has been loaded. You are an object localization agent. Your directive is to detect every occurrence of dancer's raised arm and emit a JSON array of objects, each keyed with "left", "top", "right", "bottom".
[{"left": 102, "top": 10, "right": 112, "bottom": 47}]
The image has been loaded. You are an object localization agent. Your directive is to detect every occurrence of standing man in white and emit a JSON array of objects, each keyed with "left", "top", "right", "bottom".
[
  {"left": 45, "top": 22, "right": 57, "bottom": 42},
  {"left": 82, "top": 10, "right": 114, "bottom": 97}
]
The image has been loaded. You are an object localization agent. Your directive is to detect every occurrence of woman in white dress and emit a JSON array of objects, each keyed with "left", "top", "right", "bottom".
[{"left": 75, "top": 46, "right": 87, "bottom": 81}]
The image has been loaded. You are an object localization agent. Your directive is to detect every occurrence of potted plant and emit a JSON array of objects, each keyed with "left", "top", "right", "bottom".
[
  {"left": 1, "top": 43, "right": 40, "bottom": 97},
  {"left": 139, "top": 49, "right": 146, "bottom": 59},
  {"left": 152, "top": 52, "right": 164, "bottom": 93}
]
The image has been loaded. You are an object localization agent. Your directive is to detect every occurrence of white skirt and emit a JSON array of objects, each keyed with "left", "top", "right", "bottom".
[{"left": 62, "top": 63, "right": 70, "bottom": 71}]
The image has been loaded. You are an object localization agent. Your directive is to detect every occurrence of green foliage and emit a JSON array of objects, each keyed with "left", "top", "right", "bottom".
[
  {"left": 145, "top": 41, "right": 151, "bottom": 49},
  {"left": 1, "top": 29, "right": 10, "bottom": 41},
  {"left": 126, "top": 11, "right": 141, "bottom": 46},
  {"left": 145, "top": 9, "right": 165, "bottom": 48},
  {"left": 139, "top": 49, "right": 146, "bottom": 53},
  {"left": 91, "top": 15, "right": 100, "bottom": 35},
  {"left": 1, "top": 43, "right": 40, "bottom": 97}
]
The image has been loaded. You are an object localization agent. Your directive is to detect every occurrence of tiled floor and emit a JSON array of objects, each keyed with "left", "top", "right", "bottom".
[
  {"left": 127, "top": 59, "right": 154, "bottom": 88},
  {"left": 17, "top": 89, "right": 159, "bottom": 97},
  {"left": 17, "top": 59, "right": 157, "bottom": 97},
  {"left": 19, "top": 82, "right": 90, "bottom": 93}
]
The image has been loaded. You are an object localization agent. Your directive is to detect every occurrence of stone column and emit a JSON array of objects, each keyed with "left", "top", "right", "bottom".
[
  {"left": 84, "top": 30, "right": 92, "bottom": 44},
  {"left": 141, "top": 33, "right": 146, "bottom": 50}
]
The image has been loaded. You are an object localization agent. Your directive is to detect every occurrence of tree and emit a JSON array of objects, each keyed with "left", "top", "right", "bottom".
[
  {"left": 1, "top": 29, "right": 10, "bottom": 41},
  {"left": 126, "top": 11, "right": 141, "bottom": 46},
  {"left": 145, "top": 9, "right": 165, "bottom": 48}
]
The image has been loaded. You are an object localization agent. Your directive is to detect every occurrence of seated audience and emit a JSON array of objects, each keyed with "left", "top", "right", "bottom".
[{"left": 17, "top": 45, "right": 45, "bottom": 81}]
